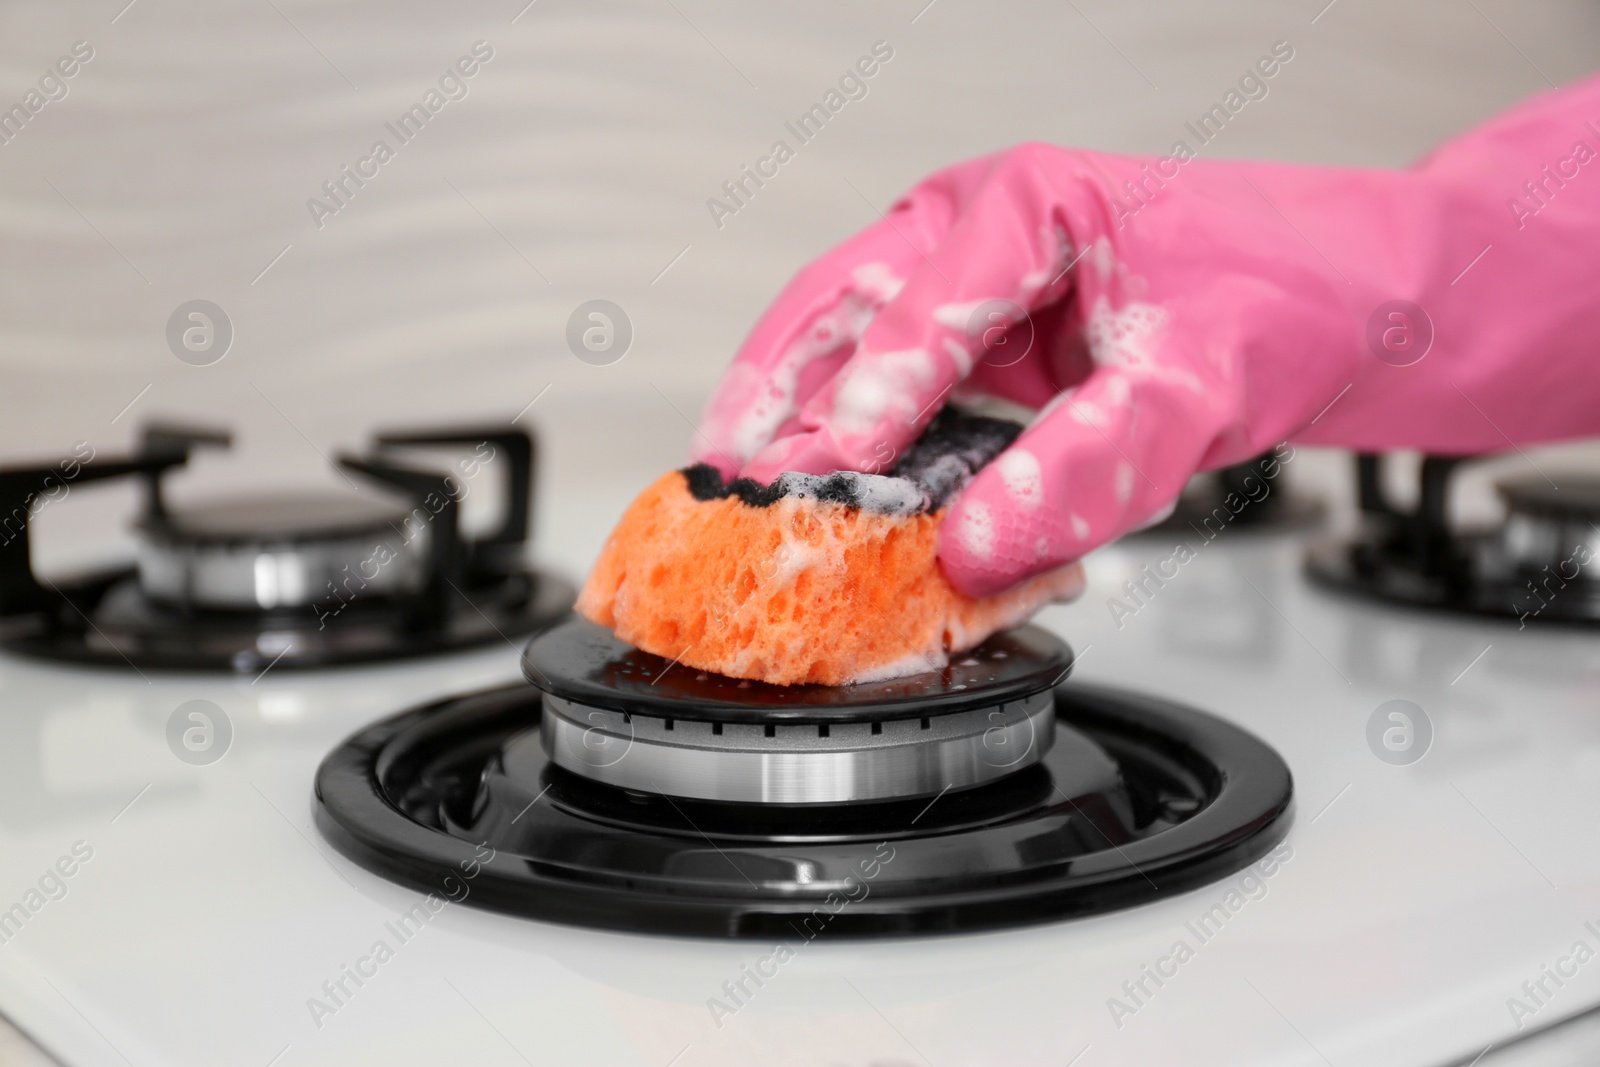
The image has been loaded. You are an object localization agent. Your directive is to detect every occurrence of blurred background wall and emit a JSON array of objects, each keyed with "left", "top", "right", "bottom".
[{"left": 1, "top": 0, "right": 1597, "bottom": 577}]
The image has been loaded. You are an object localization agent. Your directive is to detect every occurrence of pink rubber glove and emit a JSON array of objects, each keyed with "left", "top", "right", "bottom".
[{"left": 693, "top": 75, "right": 1600, "bottom": 597}]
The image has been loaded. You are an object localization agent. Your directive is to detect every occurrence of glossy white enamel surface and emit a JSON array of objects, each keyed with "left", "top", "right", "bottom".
[{"left": 0, "top": 505, "right": 1596, "bottom": 1067}]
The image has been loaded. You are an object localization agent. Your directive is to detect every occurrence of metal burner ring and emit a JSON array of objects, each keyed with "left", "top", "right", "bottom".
[{"left": 533, "top": 691, "right": 1056, "bottom": 805}]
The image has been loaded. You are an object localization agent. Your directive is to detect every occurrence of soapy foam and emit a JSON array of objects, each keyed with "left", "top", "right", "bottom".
[
  {"left": 827, "top": 347, "right": 938, "bottom": 436},
  {"left": 851, "top": 261, "right": 905, "bottom": 302},
  {"left": 1069, "top": 400, "right": 1106, "bottom": 427},
  {"left": 687, "top": 410, "right": 1024, "bottom": 516},
  {"left": 776, "top": 470, "right": 928, "bottom": 514},
  {"left": 1114, "top": 462, "right": 1135, "bottom": 503},
  {"left": 932, "top": 300, "right": 990, "bottom": 330},
  {"left": 956, "top": 501, "right": 995, "bottom": 561},
  {"left": 997, "top": 449, "right": 1044, "bottom": 508},
  {"left": 850, "top": 649, "right": 946, "bottom": 683},
  {"left": 724, "top": 286, "right": 886, "bottom": 462},
  {"left": 1089, "top": 237, "right": 1116, "bottom": 281},
  {"left": 942, "top": 336, "right": 974, "bottom": 376},
  {"left": 1085, "top": 295, "right": 1170, "bottom": 373}
]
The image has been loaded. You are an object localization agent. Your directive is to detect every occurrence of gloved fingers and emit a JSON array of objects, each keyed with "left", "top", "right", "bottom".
[
  {"left": 938, "top": 358, "right": 1232, "bottom": 598},
  {"left": 960, "top": 294, "right": 1096, "bottom": 409},
  {"left": 690, "top": 202, "right": 953, "bottom": 478},
  {"left": 741, "top": 144, "right": 1087, "bottom": 483}
]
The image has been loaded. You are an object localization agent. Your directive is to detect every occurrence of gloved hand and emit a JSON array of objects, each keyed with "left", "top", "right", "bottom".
[{"left": 692, "top": 75, "right": 1600, "bottom": 597}]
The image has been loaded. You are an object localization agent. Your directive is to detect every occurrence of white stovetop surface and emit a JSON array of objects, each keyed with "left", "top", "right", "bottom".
[{"left": 0, "top": 500, "right": 1596, "bottom": 1067}]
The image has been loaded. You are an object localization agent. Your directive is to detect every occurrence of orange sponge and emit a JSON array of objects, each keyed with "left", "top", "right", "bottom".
[{"left": 576, "top": 467, "right": 1081, "bottom": 686}]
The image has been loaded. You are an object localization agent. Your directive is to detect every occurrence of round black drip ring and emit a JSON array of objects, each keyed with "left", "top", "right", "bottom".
[
  {"left": 0, "top": 568, "right": 576, "bottom": 672},
  {"left": 1305, "top": 536, "right": 1600, "bottom": 626},
  {"left": 314, "top": 678, "right": 1294, "bottom": 939}
]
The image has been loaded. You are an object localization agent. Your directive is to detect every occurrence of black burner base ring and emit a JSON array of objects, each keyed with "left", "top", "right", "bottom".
[
  {"left": 1305, "top": 537, "right": 1600, "bottom": 626},
  {"left": 0, "top": 569, "right": 576, "bottom": 672},
  {"left": 314, "top": 680, "right": 1294, "bottom": 939}
]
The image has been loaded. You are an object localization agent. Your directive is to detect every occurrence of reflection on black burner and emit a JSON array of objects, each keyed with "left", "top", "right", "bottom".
[
  {"left": 1306, "top": 453, "right": 1600, "bottom": 624},
  {"left": 313, "top": 679, "right": 1293, "bottom": 939},
  {"left": 0, "top": 422, "right": 574, "bottom": 670}
]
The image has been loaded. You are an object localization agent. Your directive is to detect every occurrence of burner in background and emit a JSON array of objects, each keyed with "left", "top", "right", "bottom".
[
  {"left": 1129, "top": 450, "right": 1324, "bottom": 542},
  {"left": 1306, "top": 454, "right": 1600, "bottom": 624},
  {"left": 314, "top": 628, "right": 1293, "bottom": 939},
  {"left": 0, "top": 423, "right": 575, "bottom": 671}
]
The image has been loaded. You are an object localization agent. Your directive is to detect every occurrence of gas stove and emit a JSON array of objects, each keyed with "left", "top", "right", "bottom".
[
  {"left": 0, "top": 423, "right": 574, "bottom": 672},
  {"left": 0, "top": 445, "right": 1595, "bottom": 1067},
  {"left": 314, "top": 618, "right": 1291, "bottom": 939},
  {"left": 1308, "top": 453, "right": 1600, "bottom": 625}
]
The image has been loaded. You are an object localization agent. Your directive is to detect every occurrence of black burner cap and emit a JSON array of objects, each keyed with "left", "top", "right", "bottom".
[
  {"left": 520, "top": 617, "right": 1073, "bottom": 724},
  {"left": 135, "top": 491, "right": 408, "bottom": 547}
]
